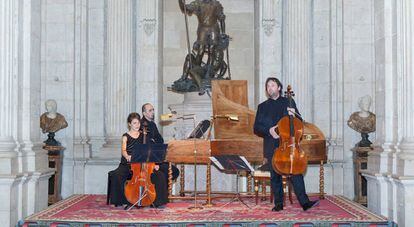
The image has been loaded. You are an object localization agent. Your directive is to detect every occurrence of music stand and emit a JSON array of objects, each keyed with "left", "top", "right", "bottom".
[
  {"left": 188, "top": 120, "right": 211, "bottom": 139},
  {"left": 210, "top": 155, "right": 254, "bottom": 208},
  {"left": 127, "top": 143, "right": 168, "bottom": 210},
  {"left": 130, "top": 143, "right": 168, "bottom": 163}
]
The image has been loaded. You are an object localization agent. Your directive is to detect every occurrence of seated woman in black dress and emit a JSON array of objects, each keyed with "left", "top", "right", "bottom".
[{"left": 108, "top": 112, "right": 168, "bottom": 208}]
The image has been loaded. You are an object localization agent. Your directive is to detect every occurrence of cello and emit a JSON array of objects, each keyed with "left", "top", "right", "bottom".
[
  {"left": 124, "top": 121, "right": 157, "bottom": 207},
  {"left": 271, "top": 85, "right": 308, "bottom": 175}
]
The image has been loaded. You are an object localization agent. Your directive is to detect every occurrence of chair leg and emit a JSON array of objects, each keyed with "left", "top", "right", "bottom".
[
  {"left": 288, "top": 179, "right": 293, "bottom": 204},
  {"left": 262, "top": 180, "right": 267, "bottom": 201},
  {"left": 254, "top": 179, "right": 259, "bottom": 205},
  {"left": 107, "top": 172, "right": 111, "bottom": 205},
  {"left": 270, "top": 187, "right": 273, "bottom": 204}
]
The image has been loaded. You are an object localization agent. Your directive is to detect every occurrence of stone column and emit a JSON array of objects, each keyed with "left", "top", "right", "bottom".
[
  {"left": 255, "top": 0, "right": 282, "bottom": 104},
  {"left": 396, "top": 0, "right": 414, "bottom": 171},
  {"left": 395, "top": 1, "right": 414, "bottom": 225},
  {"left": 136, "top": 0, "right": 162, "bottom": 120},
  {"left": 19, "top": 0, "right": 52, "bottom": 217},
  {"left": 72, "top": 0, "right": 91, "bottom": 193},
  {"left": 101, "top": 0, "right": 134, "bottom": 157},
  {"left": 362, "top": 0, "right": 399, "bottom": 221},
  {"left": 1, "top": 0, "right": 52, "bottom": 225},
  {"left": 0, "top": 0, "right": 18, "bottom": 174},
  {"left": 329, "top": 0, "right": 346, "bottom": 195},
  {"left": 282, "top": 0, "right": 313, "bottom": 120}
]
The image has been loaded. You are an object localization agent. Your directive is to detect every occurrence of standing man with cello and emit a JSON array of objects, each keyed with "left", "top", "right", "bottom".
[{"left": 254, "top": 77, "right": 319, "bottom": 212}]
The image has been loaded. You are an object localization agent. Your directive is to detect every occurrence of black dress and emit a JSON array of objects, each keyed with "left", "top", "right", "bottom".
[{"left": 108, "top": 133, "right": 168, "bottom": 207}]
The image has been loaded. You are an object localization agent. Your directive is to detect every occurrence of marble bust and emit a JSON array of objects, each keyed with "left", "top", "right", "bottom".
[
  {"left": 347, "top": 95, "right": 376, "bottom": 147},
  {"left": 40, "top": 99, "right": 68, "bottom": 146}
]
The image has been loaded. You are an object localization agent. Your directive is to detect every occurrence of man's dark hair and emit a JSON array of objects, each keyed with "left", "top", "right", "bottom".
[
  {"left": 141, "top": 103, "right": 151, "bottom": 113},
  {"left": 265, "top": 77, "right": 283, "bottom": 95}
]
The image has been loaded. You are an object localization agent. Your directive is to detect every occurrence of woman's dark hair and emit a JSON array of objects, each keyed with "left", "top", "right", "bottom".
[
  {"left": 265, "top": 77, "right": 283, "bottom": 95},
  {"left": 127, "top": 112, "right": 141, "bottom": 129}
]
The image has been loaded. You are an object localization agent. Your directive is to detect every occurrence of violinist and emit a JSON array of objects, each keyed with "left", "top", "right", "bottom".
[
  {"left": 108, "top": 112, "right": 168, "bottom": 208},
  {"left": 253, "top": 77, "right": 319, "bottom": 212}
]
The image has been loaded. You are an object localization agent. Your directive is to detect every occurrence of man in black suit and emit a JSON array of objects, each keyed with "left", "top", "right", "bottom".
[
  {"left": 141, "top": 103, "right": 180, "bottom": 182},
  {"left": 253, "top": 77, "right": 319, "bottom": 212}
]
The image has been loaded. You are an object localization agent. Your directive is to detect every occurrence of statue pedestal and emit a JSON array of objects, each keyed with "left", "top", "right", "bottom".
[
  {"left": 352, "top": 146, "right": 371, "bottom": 206},
  {"left": 43, "top": 145, "right": 65, "bottom": 205},
  {"left": 164, "top": 92, "right": 212, "bottom": 140}
]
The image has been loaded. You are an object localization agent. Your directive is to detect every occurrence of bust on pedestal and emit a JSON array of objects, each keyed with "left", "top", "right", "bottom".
[
  {"left": 347, "top": 95, "right": 376, "bottom": 147},
  {"left": 40, "top": 99, "right": 68, "bottom": 146},
  {"left": 40, "top": 99, "right": 67, "bottom": 205},
  {"left": 347, "top": 95, "right": 376, "bottom": 206}
]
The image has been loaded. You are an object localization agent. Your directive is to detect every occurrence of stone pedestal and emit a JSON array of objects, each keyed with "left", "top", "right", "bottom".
[
  {"left": 352, "top": 146, "right": 371, "bottom": 206},
  {"left": 165, "top": 92, "right": 213, "bottom": 140},
  {"left": 44, "top": 145, "right": 65, "bottom": 205}
]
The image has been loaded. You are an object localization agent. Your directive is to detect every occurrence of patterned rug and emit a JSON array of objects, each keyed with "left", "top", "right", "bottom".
[{"left": 24, "top": 194, "right": 393, "bottom": 226}]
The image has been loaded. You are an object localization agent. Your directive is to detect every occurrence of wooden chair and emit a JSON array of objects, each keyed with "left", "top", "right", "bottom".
[{"left": 253, "top": 170, "right": 293, "bottom": 205}]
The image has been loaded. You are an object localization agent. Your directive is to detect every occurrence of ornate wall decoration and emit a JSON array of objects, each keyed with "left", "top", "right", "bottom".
[
  {"left": 262, "top": 18, "right": 275, "bottom": 36},
  {"left": 142, "top": 18, "right": 156, "bottom": 36},
  {"left": 261, "top": 0, "right": 276, "bottom": 36}
]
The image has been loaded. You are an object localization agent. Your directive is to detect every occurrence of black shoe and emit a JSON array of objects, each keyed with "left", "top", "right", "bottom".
[
  {"left": 150, "top": 203, "right": 166, "bottom": 209},
  {"left": 271, "top": 203, "right": 283, "bottom": 212},
  {"left": 302, "top": 200, "right": 319, "bottom": 211}
]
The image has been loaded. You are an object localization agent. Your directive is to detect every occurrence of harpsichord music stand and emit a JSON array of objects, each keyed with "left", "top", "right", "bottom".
[{"left": 210, "top": 155, "right": 254, "bottom": 208}]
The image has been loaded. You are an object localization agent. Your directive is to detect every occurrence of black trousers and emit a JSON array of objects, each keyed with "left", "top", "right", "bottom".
[{"left": 270, "top": 168, "right": 310, "bottom": 207}]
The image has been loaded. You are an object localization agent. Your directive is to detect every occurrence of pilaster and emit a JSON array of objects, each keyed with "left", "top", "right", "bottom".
[
  {"left": 101, "top": 0, "right": 134, "bottom": 158},
  {"left": 282, "top": 0, "right": 313, "bottom": 120},
  {"left": 255, "top": 0, "right": 282, "bottom": 104},
  {"left": 136, "top": 0, "right": 163, "bottom": 120}
]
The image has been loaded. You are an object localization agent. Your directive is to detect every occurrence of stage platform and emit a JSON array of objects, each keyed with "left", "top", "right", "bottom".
[{"left": 24, "top": 194, "right": 394, "bottom": 227}]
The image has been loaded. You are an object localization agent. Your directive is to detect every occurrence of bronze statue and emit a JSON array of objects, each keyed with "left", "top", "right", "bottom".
[
  {"left": 40, "top": 99, "right": 68, "bottom": 146},
  {"left": 171, "top": 0, "right": 230, "bottom": 94},
  {"left": 347, "top": 95, "right": 376, "bottom": 147}
]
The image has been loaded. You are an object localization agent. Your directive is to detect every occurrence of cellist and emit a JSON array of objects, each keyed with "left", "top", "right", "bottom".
[
  {"left": 108, "top": 112, "right": 168, "bottom": 208},
  {"left": 253, "top": 77, "right": 319, "bottom": 212}
]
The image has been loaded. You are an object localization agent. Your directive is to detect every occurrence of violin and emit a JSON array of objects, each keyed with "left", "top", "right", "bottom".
[
  {"left": 124, "top": 121, "right": 157, "bottom": 207},
  {"left": 271, "top": 85, "right": 308, "bottom": 175}
]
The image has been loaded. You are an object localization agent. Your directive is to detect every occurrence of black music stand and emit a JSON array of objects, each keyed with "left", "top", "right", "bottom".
[
  {"left": 188, "top": 120, "right": 211, "bottom": 139},
  {"left": 130, "top": 143, "right": 168, "bottom": 163},
  {"left": 127, "top": 143, "right": 168, "bottom": 210},
  {"left": 210, "top": 155, "right": 254, "bottom": 208}
]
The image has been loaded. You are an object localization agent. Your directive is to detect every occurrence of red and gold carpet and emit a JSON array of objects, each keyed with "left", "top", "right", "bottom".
[{"left": 24, "top": 194, "right": 393, "bottom": 226}]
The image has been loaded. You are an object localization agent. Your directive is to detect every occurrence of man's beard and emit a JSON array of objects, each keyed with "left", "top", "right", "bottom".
[{"left": 269, "top": 91, "right": 279, "bottom": 99}]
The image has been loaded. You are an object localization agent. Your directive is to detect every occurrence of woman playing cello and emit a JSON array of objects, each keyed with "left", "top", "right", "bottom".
[{"left": 108, "top": 112, "right": 168, "bottom": 208}]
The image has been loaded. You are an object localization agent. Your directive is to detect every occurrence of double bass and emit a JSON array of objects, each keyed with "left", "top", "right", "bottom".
[
  {"left": 124, "top": 122, "right": 157, "bottom": 207},
  {"left": 272, "top": 85, "right": 308, "bottom": 175}
]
